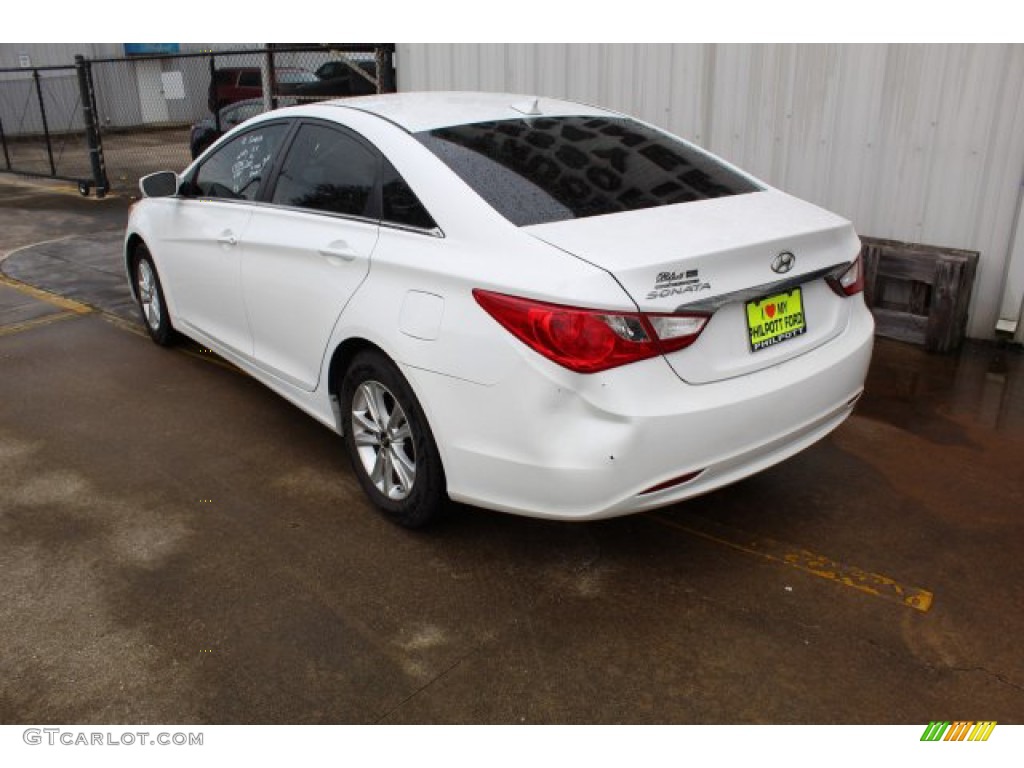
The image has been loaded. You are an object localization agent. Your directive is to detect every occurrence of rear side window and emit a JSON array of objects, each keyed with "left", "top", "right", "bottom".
[
  {"left": 271, "top": 123, "right": 377, "bottom": 217},
  {"left": 193, "top": 124, "right": 288, "bottom": 200},
  {"left": 416, "top": 116, "right": 760, "bottom": 226},
  {"left": 381, "top": 158, "right": 437, "bottom": 231}
]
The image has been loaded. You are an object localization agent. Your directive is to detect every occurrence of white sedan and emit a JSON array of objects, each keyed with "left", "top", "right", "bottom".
[{"left": 126, "top": 91, "right": 873, "bottom": 527}]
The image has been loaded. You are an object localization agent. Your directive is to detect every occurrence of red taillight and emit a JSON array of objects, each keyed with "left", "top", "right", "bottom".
[
  {"left": 473, "top": 289, "right": 709, "bottom": 374},
  {"left": 827, "top": 255, "right": 865, "bottom": 297}
]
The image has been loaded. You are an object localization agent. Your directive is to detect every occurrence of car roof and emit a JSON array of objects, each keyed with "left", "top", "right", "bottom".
[{"left": 317, "top": 91, "right": 621, "bottom": 133}]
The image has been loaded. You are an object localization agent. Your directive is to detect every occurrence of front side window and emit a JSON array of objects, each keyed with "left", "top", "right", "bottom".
[
  {"left": 416, "top": 116, "right": 761, "bottom": 227},
  {"left": 238, "top": 71, "right": 261, "bottom": 87},
  {"left": 271, "top": 123, "right": 377, "bottom": 217},
  {"left": 193, "top": 124, "right": 288, "bottom": 200}
]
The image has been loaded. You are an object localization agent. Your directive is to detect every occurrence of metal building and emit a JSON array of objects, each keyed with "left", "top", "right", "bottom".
[{"left": 396, "top": 44, "right": 1024, "bottom": 343}]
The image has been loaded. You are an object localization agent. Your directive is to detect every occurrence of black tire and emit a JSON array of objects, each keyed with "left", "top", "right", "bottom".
[
  {"left": 340, "top": 350, "right": 446, "bottom": 528},
  {"left": 133, "top": 244, "right": 176, "bottom": 346}
]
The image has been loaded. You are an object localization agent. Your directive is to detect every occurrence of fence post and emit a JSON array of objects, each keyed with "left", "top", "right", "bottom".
[
  {"left": 261, "top": 45, "right": 276, "bottom": 112},
  {"left": 0, "top": 115, "right": 10, "bottom": 171},
  {"left": 378, "top": 45, "right": 397, "bottom": 93},
  {"left": 32, "top": 69, "right": 57, "bottom": 176},
  {"left": 209, "top": 54, "right": 221, "bottom": 132},
  {"left": 74, "top": 54, "right": 109, "bottom": 197}
]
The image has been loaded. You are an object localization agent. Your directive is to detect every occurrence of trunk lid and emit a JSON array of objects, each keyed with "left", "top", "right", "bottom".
[{"left": 525, "top": 190, "right": 861, "bottom": 384}]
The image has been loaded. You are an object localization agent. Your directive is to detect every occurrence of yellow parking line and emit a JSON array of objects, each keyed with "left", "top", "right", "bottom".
[
  {"left": 98, "top": 312, "right": 148, "bottom": 338},
  {"left": 0, "top": 273, "right": 245, "bottom": 378},
  {"left": 0, "top": 310, "right": 85, "bottom": 338},
  {"left": 97, "top": 313, "right": 244, "bottom": 375},
  {"left": 0, "top": 274, "right": 93, "bottom": 314},
  {"left": 645, "top": 512, "right": 934, "bottom": 612},
  {"left": 177, "top": 346, "right": 245, "bottom": 375}
]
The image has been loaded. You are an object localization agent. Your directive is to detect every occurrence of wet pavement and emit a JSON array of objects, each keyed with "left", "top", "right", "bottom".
[
  {"left": 0, "top": 177, "right": 1022, "bottom": 724},
  {"left": 3, "top": 126, "right": 192, "bottom": 198}
]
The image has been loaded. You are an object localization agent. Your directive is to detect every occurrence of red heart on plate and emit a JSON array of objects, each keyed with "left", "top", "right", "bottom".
[{"left": 765, "top": 304, "right": 776, "bottom": 318}]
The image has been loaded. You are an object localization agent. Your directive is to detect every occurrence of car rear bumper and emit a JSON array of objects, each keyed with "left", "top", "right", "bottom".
[{"left": 405, "top": 301, "right": 874, "bottom": 520}]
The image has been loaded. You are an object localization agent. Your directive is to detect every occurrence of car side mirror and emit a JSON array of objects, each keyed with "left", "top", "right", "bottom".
[{"left": 139, "top": 171, "right": 179, "bottom": 198}]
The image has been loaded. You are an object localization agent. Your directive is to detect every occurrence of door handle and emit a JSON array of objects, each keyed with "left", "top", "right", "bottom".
[
  {"left": 217, "top": 231, "right": 237, "bottom": 246},
  {"left": 319, "top": 241, "right": 357, "bottom": 262}
]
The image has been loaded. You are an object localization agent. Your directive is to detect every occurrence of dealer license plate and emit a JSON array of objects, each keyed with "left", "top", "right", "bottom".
[{"left": 745, "top": 288, "right": 807, "bottom": 352}]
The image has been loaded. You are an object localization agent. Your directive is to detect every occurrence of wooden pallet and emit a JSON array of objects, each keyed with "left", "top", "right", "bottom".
[{"left": 860, "top": 236, "right": 979, "bottom": 353}]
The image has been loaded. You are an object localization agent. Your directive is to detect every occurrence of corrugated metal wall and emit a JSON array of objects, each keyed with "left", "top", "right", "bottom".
[{"left": 397, "top": 43, "right": 1024, "bottom": 341}]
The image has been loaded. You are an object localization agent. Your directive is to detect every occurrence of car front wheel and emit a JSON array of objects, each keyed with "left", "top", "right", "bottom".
[
  {"left": 340, "top": 350, "right": 446, "bottom": 528},
  {"left": 134, "top": 244, "right": 176, "bottom": 346}
]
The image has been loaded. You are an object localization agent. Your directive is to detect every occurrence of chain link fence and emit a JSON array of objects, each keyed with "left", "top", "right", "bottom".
[
  {"left": 0, "top": 44, "right": 396, "bottom": 196},
  {"left": 0, "top": 64, "right": 92, "bottom": 185}
]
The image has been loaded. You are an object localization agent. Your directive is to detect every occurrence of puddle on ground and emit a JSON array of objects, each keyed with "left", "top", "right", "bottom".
[{"left": 858, "top": 338, "right": 1024, "bottom": 440}]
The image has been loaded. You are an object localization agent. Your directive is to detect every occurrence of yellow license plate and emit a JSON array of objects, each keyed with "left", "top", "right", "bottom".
[{"left": 745, "top": 288, "right": 807, "bottom": 352}]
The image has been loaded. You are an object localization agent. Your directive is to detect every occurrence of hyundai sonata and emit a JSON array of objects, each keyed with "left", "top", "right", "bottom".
[{"left": 126, "top": 91, "right": 873, "bottom": 527}]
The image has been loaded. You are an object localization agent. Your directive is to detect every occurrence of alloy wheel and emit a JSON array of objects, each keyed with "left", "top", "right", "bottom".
[
  {"left": 350, "top": 380, "right": 417, "bottom": 500},
  {"left": 137, "top": 259, "right": 162, "bottom": 331}
]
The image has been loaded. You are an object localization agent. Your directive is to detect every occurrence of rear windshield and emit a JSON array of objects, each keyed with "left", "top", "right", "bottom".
[{"left": 415, "top": 115, "right": 760, "bottom": 227}]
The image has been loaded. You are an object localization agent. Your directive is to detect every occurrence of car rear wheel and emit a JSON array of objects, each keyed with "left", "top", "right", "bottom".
[
  {"left": 134, "top": 244, "right": 176, "bottom": 346},
  {"left": 340, "top": 350, "right": 446, "bottom": 528}
]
